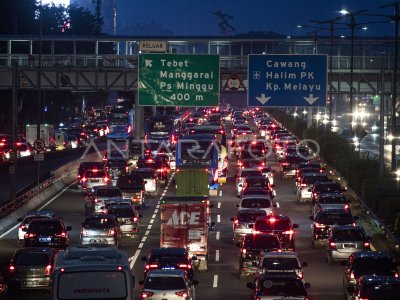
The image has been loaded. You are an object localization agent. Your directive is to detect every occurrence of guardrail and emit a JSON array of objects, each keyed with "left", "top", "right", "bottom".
[{"left": 0, "top": 175, "right": 55, "bottom": 218}]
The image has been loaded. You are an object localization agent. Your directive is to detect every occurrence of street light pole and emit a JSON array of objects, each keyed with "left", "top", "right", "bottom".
[{"left": 37, "top": 0, "right": 43, "bottom": 185}]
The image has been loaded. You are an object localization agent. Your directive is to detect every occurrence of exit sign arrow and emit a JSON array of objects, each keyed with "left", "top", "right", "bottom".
[
  {"left": 256, "top": 94, "right": 271, "bottom": 105},
  {"left": 303, "top": 94, "right": 319, "bottom": 105}
]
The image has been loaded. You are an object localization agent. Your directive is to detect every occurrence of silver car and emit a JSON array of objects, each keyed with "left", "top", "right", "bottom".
[
  {"left": 236, "top": 196, "right": 276, "bottom": 216},
  {"left": 235, "top": 168, "right": 262, "bottom": 197},
  {"left": 326, "top": 225, "right": 370, "bottom": 264},
  {"left": 85, "top": 186, "right": 122, "bottom": 214},
  {"left": 80, "top": 214, "right": 122, "bottom": 247},
  {"left": 106, "top": 205, "right": 141, "bottom": 237},
  {"left": 139, "top": 269, "right": 198, "bottom": 300},
  {"left": 231, "top": 209, "right": 267, "bottom": 243}
]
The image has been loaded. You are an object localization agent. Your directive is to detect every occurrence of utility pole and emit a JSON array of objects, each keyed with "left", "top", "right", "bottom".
[
  {"left": 37, "top": 0, "right": 43, "bottom": 185},
  {"left": 10, "top": 62, "right": 18, "bottom": 203},
  {"left": 380, "top": 65, "right": 386, "bottom": 176}
]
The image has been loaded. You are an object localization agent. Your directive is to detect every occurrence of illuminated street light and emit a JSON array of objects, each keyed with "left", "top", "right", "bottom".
[
  {"left": 351, "top": 121, "right": 357, "bottom": 127},
  {"left": 302, "top": 109, "right": 308, "bottom": 115},
  {"left": 340, "top": 9, "right": 349, "bottom": 15},
  {"left": 362, "top": 121, "right": 367, "bottom": 127},
  {"left": 371, "top": 125, "right": 377, "bottom": 132},
  {"left": 293, "top": 112, "right": 298, "bottom": 117},
  {"left": 387, "top": 134, "right": 394, "bottom": 142}
]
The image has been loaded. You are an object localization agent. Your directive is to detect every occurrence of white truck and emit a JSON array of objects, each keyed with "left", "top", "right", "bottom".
[{"left": 26, "top": 124, "right": 56, "bottom": 151}]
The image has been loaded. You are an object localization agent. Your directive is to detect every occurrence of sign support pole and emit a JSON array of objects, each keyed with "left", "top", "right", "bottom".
[{"left": 10, "top": 62, "right": 18, "bottom": 202}]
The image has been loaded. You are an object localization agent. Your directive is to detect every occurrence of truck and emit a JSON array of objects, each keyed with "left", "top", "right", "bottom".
[
  {"left": 160, "top": 196, "right": 213, "bottom": 270},
  {"left": 116, "top": 173, "right": 146, "bottom": 206},
  {"left": 175, "top": 166, "right": 209, "bottom": 196},
  {"left": 26, "top": 124, "right": 56, "bottom": 151}
]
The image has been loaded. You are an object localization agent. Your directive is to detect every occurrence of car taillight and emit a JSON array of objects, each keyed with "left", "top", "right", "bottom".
[
  {"left": 315, "top": 223, "right": 326, "bottom": 228},
  {"left": 241, "top": 248, "right": 247, "bottom": 255},
  {"left": 329, "top": 242, "right": 337, "bottom": 249},
  {"left": 108, "top": 229, "right": 115, "bottom": 236},
  {"left": 175, "top": 291, "right": 188, "bottom": 297},
  {"left": 363, "top": 242, "right": 370, "bottom": 248},
  {"left": 350, "top": 272, "right": 355, "bottom": 279},
  {"left": 55, "top": 232, "right": 67, "bottom": 238},
  {"left": 19, "top": 224, "right": 26, "bottom": 230},
  {"left": 81, "top": 177, "right": 87, "bottom": 183},
  {"left": 103, "top": 177, "right": 109, "bottom": 182},
  {"left": 178, "top": 264, "right": 192, "bottom": 269},
  {"left": 45, "top": 264, "right": 52, "bottom": 275},
  {"left": 282, "top": 162, "right": 289, "bottom": 166},
  {"left": 81, "top": 228, "right": 88, "bottom": 236},
  {"left": 141, "top": 291, "right": 154, "bottom": 298},
  {"left": 9, "top": 265, "right": 15, "bottom": 272},
  {"left": 145, "top": 264, "right": 158, "bottom": 270},
  {"left": 300, "top": 184, "right": 307, "bottom": 187},
  {"left": 395, "top": 272, "right": 399, "bottom": 278},
  {"left": 132, "top": 217, "right": 138, "bottom": 222},
  {"left": 94, "top": 198, "right": 98, "bottom": 203},
  {"left": 24, "top": 233, "right": 36, "bottom": 238},
  {"left": 284, "top": 230, "right": 294, "bottom": 235}
]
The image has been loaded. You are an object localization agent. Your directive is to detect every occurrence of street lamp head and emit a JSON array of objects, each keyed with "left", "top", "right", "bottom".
[
  {"left": 361, "top": 26, "right": 368, "bottom": 30},
  {"left": 297, "top": 24, "right": 303, "bottom": 28},
  {"left": 340, "top": 9, "right": 349, "bottom": 15}
]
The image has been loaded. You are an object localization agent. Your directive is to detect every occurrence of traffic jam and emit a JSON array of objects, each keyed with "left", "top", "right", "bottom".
[{"left": 1, "top": 106, "right": 400, "bottom": 300}]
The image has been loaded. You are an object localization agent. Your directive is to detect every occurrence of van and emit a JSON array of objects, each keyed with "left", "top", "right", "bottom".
[
  {"left": 54, "top": 130, "right": 70, "bottom": 150},
  {"left": 51, "top": 245, "right": 134, "bottom": 300}
]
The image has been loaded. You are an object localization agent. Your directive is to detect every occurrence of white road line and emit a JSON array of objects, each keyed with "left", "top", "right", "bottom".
[
  {"left": 217, "top": 215, "right": 221, "bottom": 223},
  {"left": 145, "top": 230, "right": 150, "bottom": 236},
  {"left": 217, "top": 202, "right": 221, "bottom": 208},
  {"left": 141, "top": 236, "right": 147, "bottom": 243},
  {"left": 138, "top": 242, "right": 144, "bottom": 248},
  {"left": 156, "top": 204, "right": 160, "bottom": 209},
  {"left": 213, "top": 275, "right": 218, "bottom": 288},
  {"left": 149, "top": 218, "right": 154, "bottom": 224},
  {"left": 216, "top": 231, "right": 220, "bottom": 240},
  {"left": 0, "top": 181, "right": 76, "bottom": 239},
  {"left": 216, "top": 250, "right": 220, "bottom": 262},
  {"left": 129, "top": 249, "right": 141, "bottom": 268},
  {"left": 154, "top": 208, "right": 159, "bottom": 214},
  {"left": 147, "top": 224, "right": 152, "bottom": 230}
]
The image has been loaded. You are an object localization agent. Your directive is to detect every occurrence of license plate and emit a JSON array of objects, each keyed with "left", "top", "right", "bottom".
[
  {"left": 91, "top": 179, "right": 100, "bottom": 182},
  {"left": 344, "top": 243, "right": 355, "bottom": 248},
  {"left": 39, "top": 237, "right": 51, "bottom": 243},
  {"left": 162, "top": 267, "right": 175, "bottom": 270}
]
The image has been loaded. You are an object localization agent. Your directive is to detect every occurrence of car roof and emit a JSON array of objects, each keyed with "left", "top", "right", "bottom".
[
  {"left": 351, "top": 251, "right": 394, "bottom": 259},
  {"left": 359, "top": 275, "right": 400, "bottom": 284},
  {"left": 25, "top": 210, "right": 55, "bottom": 218},
  {"left": 256, "top": 215, "right": 291, "bottom": 222},
  {"left": 261, "top": 251, "right": 300, "bottom": 259},
  {"left": 85, "top": 214, "right": 117, "bottom": 220},
  {"left": 14, "top": 247, "right": 57, "bottom": 255},
  {"left": 332, "top": 225, "right": 364, "bottom": 231},
  {"left": 318, "top": 192, "right": 345, "bottom": 198},
  {"left": 150, "top": 247, "right": 188, "bottom": 255},
  {"left": 147, "top": 269, "right": 186, "bottom": 277},
  {"left": 237, "top": 209, "right": 267, "bottom": 215}
]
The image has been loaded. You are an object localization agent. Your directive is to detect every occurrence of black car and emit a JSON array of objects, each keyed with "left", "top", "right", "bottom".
[
  {"left": 106, "top": 158, "right": 128, "bottom": 180},
  {"left": 141, "top": 247, "right": 194, "bottom": 279},
  {"left": 280, "top": 155, "right": 309, "bottom": 179},
  {"left": 310, "top": 181, "right": 345, "bottom": 202},
  {"left": 310, "top": 209, "right": 358, "bottom": 247},
  {"left": 252, "top": 215, "right": 299, "bottom": 251},
  {"left": 354, "top": 275, "right": 400, "bottom": 300},
  {"left": 238, "top": 233, "right": 281, "bottom": 279},
  {"left": 23, "top": 219, "right": 72, "bottom": 249},
  {"left": 343, "top": 251, "right": 399, "bottom": 298},
  {"left": 246, "top": 274, "right": 310, "bottom": 300},
  {"left": 116, "top": 173, "right": 146, "bottom": 206},
  {"left": 7, "top": 247, "right": 58, "bottom": 291}
]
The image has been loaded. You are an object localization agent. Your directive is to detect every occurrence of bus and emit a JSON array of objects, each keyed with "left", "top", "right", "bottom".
[
  {"left": 145, "top": 115, "right": 181, "bottom": 146},
  {"left": 107, "top": 107, "right": 134, "bottom": 141}
]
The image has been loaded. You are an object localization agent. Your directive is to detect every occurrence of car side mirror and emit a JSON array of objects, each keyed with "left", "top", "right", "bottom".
[
  {"left": 21, "top": 227, "right": 28, "bottom": 232},
  {"left": 192, "top": 280, "right": 199, "bottom": 285},
  {"left": 235, "top": 204, "right": 239, "bottom": 208},
  {"left": 293, "top": 224, "right": 299, "bottom": 229},
  {"left": 238, "top": 184, "right": 242, "bottom": 187},
  {"left": 304, "top": 283, "right": 311, "bottom": 289},
  {"left": 144, "top": 181, "right": 147, "bottom": 184},
  {"left": 248, "top": 224, "right": 254, "bottom": 229},
  {"left": 246, "top": 282, "right": 254, "bottom": 289},
  {"left": 66, "top": 226, "right": 72, "bottom": 231},
  {"left": 272, "top": 169, "right": 276, "bottom": 173},
  {"left": 141, "top": 256, "right": 147, "bottom": 261},
  {"left": 302, "top": 262, "right": 308, "bottom": 267},
  {"left": 309, "top": 216, "right": 314, "bottom": 221},
  {"left": 307, "top": 188, "right": 312, "bottom": 192}
]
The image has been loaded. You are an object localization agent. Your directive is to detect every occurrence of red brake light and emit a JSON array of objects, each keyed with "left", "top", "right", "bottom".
[
  {"left": 242, "top": 248, "right": 247, "bottom": 254},
  {"left": 55, "top": 232, "right": 67, "bottom": 238},
  {"left": 329, "top": 242, "right": 337, "bottom": 249},
  {"left": 9, "top": 265, "right": 15, "bottom": 272},
  {"left": 133, "top": 217, "right": 138, "bottom": 222},
  {"left": 45, "top": 264, "right": 52, "bottom": 275},
  {"left": 234, "top": 219, "right": 239, "bottom": 225},
  {"left": 178, "top": 264, "right": 191, "bottom": 269},
  {"left": 81, "top": 177, "right": 87, "bottom": 182},
  {"left": 25, "top": 233, "right": 36, "bottom": 238},
  {"left": 284, "top": 230, "right": 294, "bottom": 235},
  {"left": 141, "top": 291, "right": 154, "bottom": 298},
  {"left": 315, "top": 223, "right": 326, "bottom": 228},
  {"left": 363, "top": 242, "right": 370, "bottom": 248},
  {"left": 175, "top": 291, "right": 188, "bottom": 297},
  {"left": 145, "top": 264, "right": 158, "bottom": 270},
  {"left": 395, "top": 272, "right": 399, "bottom": 278},
  {"left": 108, "top": 229, "right": 115, "bottom": 236},
  {"left": 350, "top": 272, "right": 355, "bottom": 279},
  {"left": 269, "top": 217, "right": 276, "bottom": 223}
]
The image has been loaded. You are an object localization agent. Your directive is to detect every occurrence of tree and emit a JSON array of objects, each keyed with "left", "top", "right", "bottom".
[
  {"left": 0, "top": 0, "right": 37, "bottom": 34},
  {"left": 64, "top": 4, "right": 103, "bottom": 36}
]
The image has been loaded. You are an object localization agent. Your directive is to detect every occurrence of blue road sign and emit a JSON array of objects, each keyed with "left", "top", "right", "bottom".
[{"left": 248, "top": 54, "right": 327, "bottom": 107}]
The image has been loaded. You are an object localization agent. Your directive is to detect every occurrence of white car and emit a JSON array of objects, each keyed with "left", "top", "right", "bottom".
[
  {"left": 131, "top": 168, "right": 159, "bottom": 196},
  {"left": 17, "top": 210, "right": 57, "bottom": 243},
  {"left": 236, "top": 196, "right": 276, "bottom": 216},
  {"left": 235, "top": 168, "right": 262, "bottom": 197}
]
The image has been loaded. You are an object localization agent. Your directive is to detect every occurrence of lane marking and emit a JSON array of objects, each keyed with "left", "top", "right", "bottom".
[
  {"left": 217, "top": 202, "right": 221, "bottom": 208},
  {"left": 147, "top": 225, "right": 152, "bottom": 230},
  {"left": 149, "top": 219, "right": 154, "bottom": 224},
  {"left": 216, "top": 231, "right": 220, "bottom": 240},
  {"left": 0, "top": 181, "right": 76, "bottom": 239},
  {"left": 216, "top": 250, "right": 220, "bottom": 262},
  {"left": 151, "top": 213, "right": 157, "bottom": 219},
  {"left": 217, "top": 214, "right": 220, "bottom": 223},
  {"left": 138, "top": 242, "right": 144, "bottom": 248},
  {"left": 145, "top": 230, "right": 150, "bottom": 236},
  {"left": 141, "top": 236, "right": 147, "bottom": 243},
  {"left": 129, "top": 249, "right": 141, "bottom": 268},
  {"left": 213, "top": 275, "right": 218, "bottom": 288}
]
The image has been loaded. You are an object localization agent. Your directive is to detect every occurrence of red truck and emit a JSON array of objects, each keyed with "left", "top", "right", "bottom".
[{"left": 160, "top": 196, "right": 213, "bottom": 270}]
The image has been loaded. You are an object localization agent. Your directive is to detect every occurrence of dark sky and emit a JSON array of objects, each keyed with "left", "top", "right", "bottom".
[{"left": 126, "top": 0, "right": 395, "bottom": 37}]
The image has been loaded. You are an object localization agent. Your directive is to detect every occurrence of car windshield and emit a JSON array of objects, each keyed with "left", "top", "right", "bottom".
[
  {"left": 246, "top": 178, "right": 267, "bottom": 188},
  {"left": 241, "top": 170, "right": 262, "bottom": 177},
  {"left": 84, "top": 217, "right": 115, "bottom": 228},
  {"left": 244, "top": 235, "right": 280, "bottom": 249},
  {"left": 303, "top": 176, "right": 328, "bottom": 185},
  {"left": 262, "top": 258, "right": 300, "bottom": 269},
  {"left": 132, "top": 171, "right": 155, "bottom": 179},
  {"left": 241, "top": 198, "right": 271, "bottom": 209},
  {"left": 85, "top": 171, "right": 106, "bottom": 178},
  {"left": 148, "top": 120, "right": 173, "bottom": 133},
  {"left": 23, "top": 216, "right": 51, "bottom": 224},
  {"left": 255, "top": 220, "right": 291, "bottom": 231},
  {"left": 353, "top": 258, "right": 398, "bottom": 275},
  {"left": 315, "top": 213, "right": 354, "bottom": 225},
  {"left": 333, "top": 229, "right": 365, "bottom": 241},
  {"left": 96, "top": 189, "right": 122, "bottom": 197},
  {"left": 360, "top": 282, "right": 400, "bottom": 298},
  {"left": 318, "top": 196, "right": 346, "bottom": 204},
  {"left": 107, "top": 208, "right": 134, "bottom": 218},
  {"left": 28, "top": 222, "right": 62, "bottom": 234},
  {"left": 237, "top": 211, "right": 267, "bottom": 222},
  {"left": 118, "top": 175, "right": 144, "bottom": 187},
  {"left": 318, "top": 183, "right": 342, "bottom": 192},
  {"left": 14, "top": 252, "right": 50, "bottom": 265},
  {"left": 259, "top": 279, "right": 307, "bottom": 296},
  {"left": 149, "top": 254, "right": 187, "bottom": 263},
  {"left": 107, "top": 160, "right": 126, "bottom": 168},
  {"left": 144, "top": 276, "right": 186, "bottom": 290}
]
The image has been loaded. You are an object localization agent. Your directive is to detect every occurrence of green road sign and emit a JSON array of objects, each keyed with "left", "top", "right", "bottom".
[{"left": 138, "top": 54, "right": 219, "bottom": 107}]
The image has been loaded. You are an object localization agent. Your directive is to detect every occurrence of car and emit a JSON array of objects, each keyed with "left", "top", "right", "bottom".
[
  {"left": 80, "top": 168, "right": 110, "bottom": 193},
  {"left": 77, "top": 161, "right": 105, "bottom": 186},
  {"left": 311, "top": 192, "right": 349, "bottom": 217},
  {"left": 255, "top": 251, "right": 308, "bottom": 280},
  {"left": 139, "top": 269, "right": 198, "bottom": 300},
  {"left": 130, "top": 168, "right": 159, "bottom": 196},
  {"left": 326, "top": 225, "right": 370, "bottom": 264},
  {"left": 80, "top": 214, "right": 122, "bottom": 247},
  {"left": 238, "top": 233, "right": 281, "bottom": 279},
  {"left": 85, "top": 186, "right": 123, "bottom": 214},
  {"left": 23, "top": 219, "right": 72, "bottom": 249},
  {"left": 353, "top": 275, "right": 400, "bottom": 300},
  {"left": 310, "top": 209, "right": 358, "bottom": 247},
  {"left": 260, "top": 166, "right": 274, "bottom": 186},
  {"left": 236, "top": 196, "right": 276, "bottom": 216},
  {"left": 231, "top": 209, "right": 267, "bottom": 243},
  {"left": 17, "top": 210, "right": 57, "bottom": 244},
  {"left": 241, "top": 176, "right": 275, "bottom": 199},
  {"left": 296, "top": 172, "right": 329, "bottom": 202},
  {"left": 246, "top": 274, "right": 310, "bottom": 300},
  {"left": 343, "top": 251, "right": 399, "bottom": 299},
  {"left": 7, "top": 247, "right": 58, "bottom": 291},
  {"left": 280, "top": 155, "right": 308, "bottom": 179},
  {"left": 116, "top": 173, "right": 146, "bottom": 206},
  {"left": 0, "top": 271, "right": 6, "bottom": 296},
  {"left": 141, "top": 247, "right": 194, "bottom": 280},
  {"left": 106, "top": 204, "right": 141, "bottom": 238},
  {"left": 310, "top": 181, "right": 345, "bottom": 202},
  {"left": 235, "top": 168, "right": 262, "bottom": 196},
  {"left": 137, "top": 156, "right": 169, "bottom": 181},
  {"left": 252, "top": 215, "right": 299, "bottom": 251},
  {"left": 106, "top": 157, "right": 129, "bottom": 181}
]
